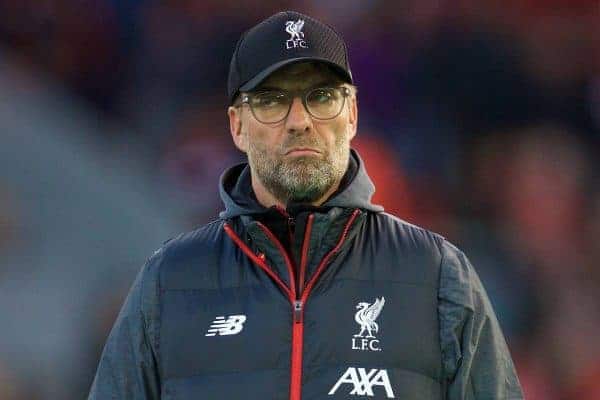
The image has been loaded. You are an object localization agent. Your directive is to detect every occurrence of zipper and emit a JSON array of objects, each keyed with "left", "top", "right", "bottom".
[
  {"left": 290, "top": 300, "right": 304, "bottom": 400},
  {"left": 290, "top": 210, "right": 360, "bottom": 399},
  {"left": 289, "top": 213, "right": 313, "bottom": 400},
  {"left": 223, "top": 209, "right": 360, "bottom": 400},
  {"left": 293, "top": 300, "right": 303, "bottom": 323},
  {"left": 298, "top": 214, "right": 315, "bottom": 294}
]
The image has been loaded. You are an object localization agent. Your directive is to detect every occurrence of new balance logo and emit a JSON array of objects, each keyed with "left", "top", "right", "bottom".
[
  {"left": 205, "top": 315, "right": 246, "bottom": 336},
  {"left": 329, "top": 368, "right": 395, "bottom": 398}
]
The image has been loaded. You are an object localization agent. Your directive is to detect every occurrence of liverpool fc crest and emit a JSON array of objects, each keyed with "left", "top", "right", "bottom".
[
  {"left": 285, "top": 19, "right": 308, "bottom": 49},
  {"left": 352, "top": 297, "right": 385, "bottom": 351}
]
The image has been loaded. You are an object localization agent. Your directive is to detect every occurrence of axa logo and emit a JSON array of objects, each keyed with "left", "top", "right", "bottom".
[
  {"left": 329, "top": 367, "right": 395, "bottom": 398},
  {"left": 285, "top": 19, "right": 308, "bottom": 49},
  {"left": 352, "top": 297, "right": 385, "bottom": 352},
  {"left": 204, "top": 315, "right": 246, "bottom": 337}
]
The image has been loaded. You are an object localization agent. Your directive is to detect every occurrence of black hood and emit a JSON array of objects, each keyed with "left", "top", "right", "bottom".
[{"left": 218, "top": 149, "right": 384, "bottom": 219}]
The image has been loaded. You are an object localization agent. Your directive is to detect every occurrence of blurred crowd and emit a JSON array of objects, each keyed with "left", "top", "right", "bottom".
[{"left": 0, "top": 1, "right": 599, "bottom": 399}]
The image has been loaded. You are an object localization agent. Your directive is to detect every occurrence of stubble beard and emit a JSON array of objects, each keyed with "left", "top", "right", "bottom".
[{"left": 248, "top": 133, "right": 350, "bottom": 205}]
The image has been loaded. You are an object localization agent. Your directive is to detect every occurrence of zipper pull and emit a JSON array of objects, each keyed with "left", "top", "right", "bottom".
[{"left": 293, "top": 300, "right": 303, "bottom": 323}]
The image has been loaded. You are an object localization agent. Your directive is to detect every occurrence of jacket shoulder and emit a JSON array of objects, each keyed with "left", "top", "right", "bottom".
[
  {"left": 356, "top": 212, "right": 446, "bottom": 285},
  {"left": 151, "top": 219, "right": 229, "bottom": 290},
  {"left": 371, "top": 212, "right": 446, "bottom": 254},
  {"left": 160, "top": 219, "right": 226, "bottom": 258}
]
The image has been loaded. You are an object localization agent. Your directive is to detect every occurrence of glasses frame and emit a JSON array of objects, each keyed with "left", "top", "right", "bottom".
[{"left": 238, "top": 86, "right": 352, "bottom": 124}]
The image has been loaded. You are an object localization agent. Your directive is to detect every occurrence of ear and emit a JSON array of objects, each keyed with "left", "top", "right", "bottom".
[
  {"left": 228, "top": 106, "right": 247, "bottom": 153},
  {"left": 347, "top": 95, "right": 358, "bottom": 140}
]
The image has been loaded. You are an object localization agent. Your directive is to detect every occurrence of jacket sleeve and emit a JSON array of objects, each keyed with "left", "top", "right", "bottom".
[
  {"left": 88, "top": 250, "right": 163, "bottom": 400},
  {"left": 438, "top": 240, "right": 524, "bottom": 400}
]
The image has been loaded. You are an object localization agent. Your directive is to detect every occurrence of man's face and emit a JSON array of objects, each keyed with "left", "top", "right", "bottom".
[{"left": 228, "top": 62, "right": 358, "bottom": 205}]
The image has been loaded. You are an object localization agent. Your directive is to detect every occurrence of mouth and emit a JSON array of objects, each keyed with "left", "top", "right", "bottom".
[{"left": 285, "top": 147, "right": 322, "bottom": 157}]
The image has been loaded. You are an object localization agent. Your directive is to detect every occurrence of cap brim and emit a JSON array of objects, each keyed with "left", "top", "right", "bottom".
[{"left": 239, "top": 57, "right": 353, "bottom": 93}]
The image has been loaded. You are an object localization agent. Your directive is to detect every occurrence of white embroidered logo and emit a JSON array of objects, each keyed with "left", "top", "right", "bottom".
[
  {"left": 329, "top": 368, "right": 395, "bottom": 398},
  {"left": 205, "top": 315, "right": 247, "bottom": 336},
  {"left": 352, "top": 297, "right": 385, "bottom": 351},
  {"left": 285, "top": 19, "right": 308, "bottom": 49}
]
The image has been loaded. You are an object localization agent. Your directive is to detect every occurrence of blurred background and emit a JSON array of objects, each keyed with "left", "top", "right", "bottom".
[{"left": 0, "top": 0, "right": 598, "bottom": 399}]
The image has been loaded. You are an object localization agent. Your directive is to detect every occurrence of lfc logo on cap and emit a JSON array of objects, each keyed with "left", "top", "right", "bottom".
[{"left": 285, "top": 19, "right": 308, "bottom": 49}]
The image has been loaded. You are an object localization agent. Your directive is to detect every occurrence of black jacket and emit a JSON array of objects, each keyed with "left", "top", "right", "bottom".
[{"left": 89, "top": 150, "right": 523, "bottom": 399}]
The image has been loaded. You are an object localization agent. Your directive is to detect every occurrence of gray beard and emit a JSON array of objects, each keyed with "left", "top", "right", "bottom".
[{"left": 248, "top": 139, "right": 349, "bottom": 204}]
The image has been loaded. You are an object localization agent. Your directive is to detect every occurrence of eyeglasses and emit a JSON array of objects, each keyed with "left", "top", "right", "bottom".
[{"left": 239, "top": 86, "right": 351, "bottom": 124}]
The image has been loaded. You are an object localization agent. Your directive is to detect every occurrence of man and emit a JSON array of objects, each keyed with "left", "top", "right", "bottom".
[{"left": 89, "top": 11, "right": 523, "bottom": 400}]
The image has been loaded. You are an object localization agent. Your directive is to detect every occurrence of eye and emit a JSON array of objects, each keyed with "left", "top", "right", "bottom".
[
  {"left": 307, "top": 88, "right": 336, "bottom": 104},
  {"left": 252, "top": 92, "right": 286, "bottom": 108}
]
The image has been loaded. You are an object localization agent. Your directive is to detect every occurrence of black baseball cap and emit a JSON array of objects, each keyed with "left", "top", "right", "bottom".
[{"left": 227, "top": 11, "right": 353, "bottom": 104}]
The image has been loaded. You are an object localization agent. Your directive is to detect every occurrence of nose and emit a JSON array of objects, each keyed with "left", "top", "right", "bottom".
[{"left": 285, "top": 97, "right": 312, "bottom": 134}]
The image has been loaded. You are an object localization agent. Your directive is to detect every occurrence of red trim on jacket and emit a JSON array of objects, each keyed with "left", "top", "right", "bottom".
[
  {"left": 298, "top": 214, "right": 314, "bottom": 294},
  {"left": 223, "top": 209, "right": 360, "bottom": 400},
  {"left": 301, "top": 209, "right": 360, "bottom": 303},
  {"left": 223, "top": 224, "right": 293, "bottom": 300}
]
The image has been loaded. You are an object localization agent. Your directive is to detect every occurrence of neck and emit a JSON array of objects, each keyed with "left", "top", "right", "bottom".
[{"left": 251, "top": 171, "right": 341, "bottom": 209}]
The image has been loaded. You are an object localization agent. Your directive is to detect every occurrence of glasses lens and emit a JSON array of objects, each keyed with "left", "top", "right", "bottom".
[
  {"left": 306, "top": 87, "right": 344, "bottom": 119},
  {"left": 249, "top": 92, "right": 290, "bottom": 123}
]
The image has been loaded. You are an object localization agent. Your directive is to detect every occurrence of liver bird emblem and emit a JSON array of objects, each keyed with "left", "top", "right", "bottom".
[
  {"left": 354, "top": 297, "right": 385, "bottom": 338},
  {"left": 285, "top": 19, "right": 305, "bottom": 41}
]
